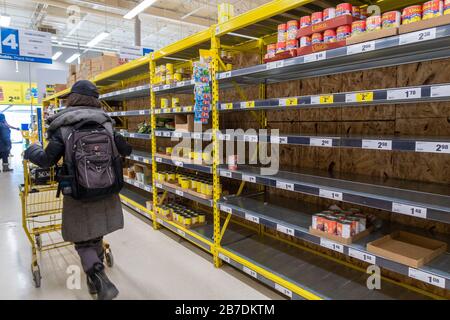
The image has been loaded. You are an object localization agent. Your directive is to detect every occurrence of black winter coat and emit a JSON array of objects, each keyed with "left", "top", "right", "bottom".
[
  {"left": 24, "top": 107, "right": 132, "bottom": 242},
  {"left": 0, "top": 123, "right": 11, "bottom": 154}
]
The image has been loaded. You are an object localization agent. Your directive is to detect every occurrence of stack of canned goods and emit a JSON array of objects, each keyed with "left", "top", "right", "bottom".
[
  {"left": 156, "top": 171, "right": 218, "bottom": 198},
  {"left": 158, "top": 203, "right": 206, "bottom": 227},
  {"left": 311, "top": 208, "right": 368, "bottom": 239}
]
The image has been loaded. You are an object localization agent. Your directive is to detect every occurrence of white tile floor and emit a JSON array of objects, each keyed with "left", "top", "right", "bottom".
[{"left": 0, "top": 145, "right": 282, "bottom": 300}]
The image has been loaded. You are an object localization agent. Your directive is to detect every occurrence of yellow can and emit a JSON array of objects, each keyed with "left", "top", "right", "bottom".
[
  {"left": 161, "top": 98, "right": 169, "bottom": 108},
  {"left": 190, "top": 179, "right": 198, "bottom": 189},
  {"left": 196, "top": 181, "right": 204, "bottom": 193},
  {"left": 191, "top": 214, "right": 199, "bottom": 225},
  {"left": 174, "top": 73, "right": 182, "bottom": 82},
  {"left": 172, "top": 97, "right": 180, "bottom": 108},
  {"left": 166, "top": 63, "right": 174, "bottom": 74},
  {"left": 180, "top": 178, "right": 191, "bottom": 189},
  {"left": 202, "top": 152, "right": 212, "bottom": 163},
  {"left": 189, "top": 151, "right": 196, "bottom": 160},
  {"left": 166, "top": 147, "right": 173, "bottom": 155},
  {"left": 198, "top": 214, "right": 206, "bottom": 223},
  {"left": 172, "top": 212, "right": 178, "bottom": 222},
  {"left": 161, "top": 207, "right": 169, "bottom": 217},
  {"left": 205, "top": 184, "right": 213, "bottom": 196},
  {"left": 178, "top": 215, "right": 185, "bottom": 224},
  {"left": 184, "top": 215, "right": 192, "bottom": 226},
  {"left": 167, "top": 172, "right": 176, "bottom": 182}
]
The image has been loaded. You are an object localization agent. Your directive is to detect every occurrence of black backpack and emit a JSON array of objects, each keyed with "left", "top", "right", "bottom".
[{"left": 58, "top": 120, "right": 124, "bottom": 200}]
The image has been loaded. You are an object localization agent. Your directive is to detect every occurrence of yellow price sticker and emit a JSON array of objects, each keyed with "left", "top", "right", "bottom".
[
  {"left": 241, "top": 101, "right": 255, "bottom": 108},
  {"left": 175, "top": 107, "right": 182, "bottom": 113},
  {"left": 155, "top": 109, "right": 161, "bottom": 114},
  {"left": 356, "top": 92, "right": 374, "bottom": 102},
  {"left": 223, "top": 103, "right": 233, "bottom": 110},
  {"left": 320, "top": 95, "right": 334, "bottom": 104},
  {"left": 280, "top": 98, "right": 298, "bottom": 106},
  {"left": 163, "top": 108, "right": 171, "bottom": 113}
]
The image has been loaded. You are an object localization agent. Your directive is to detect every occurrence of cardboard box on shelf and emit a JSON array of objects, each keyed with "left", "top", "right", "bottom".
[
  {"left": 175, "top": 114, "right": 194, "bottom": 132},
  {"left": 134, "top": 164, "right": 151, "bottom": 184},
  {"left": 91, "top": 55, "right": 120, "bottom": 76},
  {"left": 346, "top": 27, "right": 398, "bottom": 45},
  {"left": 69, "top": 64, "right": 77, "bottom": 76},
  {"left": 366, "top": 231, "right": 447, "bottom": 268},
  {"left": 399, "top": 14, "right": 450, "bottom": 34},
  {"left": 54, "top": 84, "right": 67, "bottom": 92}
]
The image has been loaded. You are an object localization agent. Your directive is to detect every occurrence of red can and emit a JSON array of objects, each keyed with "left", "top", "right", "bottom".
[
  {"left": 324, "top": 217, "right": 337, "bottom": 235},
  {"left": 445, "top": 0, "right": 450, "bottom": 14},
  {"left": 336, "top": 3, "right": 352, "bottom": 16},
  {"left": 311, "top": 32, "right": 323, "bottom": 44},
  {"left": 287, "top": 20, "right": 299, "bottom": 40},
  {"left": 352, "top": 20, "right": 366, "bottom": 36},
  {"left": 276, "top": 42, "right": 286, "bottom": 53},
  {"left": 277, "top": 23, "right": 287, "bottom": 42},
  {"left": 423, "top": 0, "right": 443, "bottom": 20},
  {"left": 337, "top": 25, "right": 352, "bottom": 40},
  {"left": 323, "top": 7, "right": 336, "bottom": 21},
  {"left": 402, "top": 5, "right": 423, "bottom": 24},
  {"left": 300, "top": 15, "right": 312, "bottom": 28},
  {"left": 367, "top": 15, "right": 381, "bottom": 32},
  {"left": 300, "top": 36, "right": 311, "bottom": 47},
  {"left": 352, "top": 6, "right": 360, "bottom": 19},
  {"left": 323, "top": 29, "right": 337, "bottom": 43},
  {"left": 312, "top": 11, "right": 323, "bottom": 24},
  {"left": 267, "top": 44, "right": 276, "bottom": 57},
  {"left": 382, "top": 11, "right": 401, "bottom": 29},
  {"left": 286, "top": 39, "right": 298, "bottom": 50}
]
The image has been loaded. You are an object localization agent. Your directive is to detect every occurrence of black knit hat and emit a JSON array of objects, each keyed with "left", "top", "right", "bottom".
[{"left": 62, "top": 80, "right": 99, "bottom": 99}]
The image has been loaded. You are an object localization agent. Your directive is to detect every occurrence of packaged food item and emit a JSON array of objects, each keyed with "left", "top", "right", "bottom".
[
  {"left": 267, "top": 44, "right": 276, "bottom": 58},
  {"left": 313, "top": 213, "right": 326, "bottom": 231},
  {"left": 161, "top": 98, "right": 169, "bottom": 108},
  {"left": 360, "top": 7, "right": 368, "bottom": 19},
  {"left": 337, "top": 25, "right": 351, "bottom": 40},
  {"left": 323, "top": 29, "right": 337, "bottom": 43},
  {"left": 276, "top": 42, "right": 286, "bottom": 54},
  {"left": 402, "top": 5, "right": 422, "bottom": 24},
  {"left": 336, "top": 3, "right": 352, "bottom": 17},
  {"left": 227, "top": 155, "right": 238, "bottom": 170},
  {"left": 166, "top": 147, "right": 173, "bottom": 155},
  {"left": 172, "top": 97, "right": 180, "bottom": 108},
  {"left": 323, "top": 7, "right": 336, "bottom": 21},
  {"left": 352, "top": 6, "right": 360, "bottom": 19},
  {"left": 351, "top": 20, "right": 366, "bottom": 36},
  {"left": 312, "top": 11, "right": 323, "bottom": 24},
  {"left": 286, "top": 39, "right": 298, "bottom": 50},
  {"left": 423, "top": 0, "right": 443, "bottom": 20},
  {"left": 300, "top": 15, "right": 311, "bottom": 28},
  {"left": 300, "top": 36, "right": 312, "bottom": 47},
  {"left": 324, "top": 217, "right": 337, "bottom": 234},
  {"left": 366, "top": 15, "right": 381, "bottom": 32},
  {"left": 287, "top": 20, "right": 299, "bottom": 40},
  {"left": 445, "top": 0, "right": 450, "bottom": 14},
  {"left": 277, "top": 24, "right": 287, "bottom": 42},
  {"left": 312, "top": 32, "right": 323, "bottom": 44},
  {"left": 336, "top": 220, "right": 352, "bottom": 238},
  {"left": 382, "top": 11, "right": 401, "bottom": 29}
]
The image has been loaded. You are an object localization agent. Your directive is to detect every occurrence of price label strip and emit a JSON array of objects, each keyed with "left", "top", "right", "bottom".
[
  {"left": 266, "top": 60, "right": 285, "bottom": 70},
  {"left": 362, "top": 140, "right": 392, "bottom": 151},
  {"left": 242, "top": 175, "right": 256, "bottom": 183},
  {"left": 399, "top": 28, "right": 436, "bottom": 45},
  {"left": 304, "top": 52, "right": 326, "bottom": 63},
  {"left": 408, "top": 268, "right": 445, "bottom": 288},
  {"left": 276, "top": 181, "right": 294, "bottom": 191},
  {"left": 220, "top": 205, "right": 233, "bottom": 214},
  {"left": 270, "top": 136, "right": 288, "bottom": 144},
  {"left": 310, "top": 138, "right": 333, "bottom": 148},
  {"left": 277, "top": 224, "right": 295, "bottom": 236},
  {"left": 279, "top": 97, "right": 298, "bottom": 107},
  {"left": 392, "top": 203, "right": 427, "bottom": 219},
  {"left": 387, "top": 88, "right": 422, "bottom": 100},
  {"left": 319, "top": 189, "right": 343, "bottom": 201},
  {"left": 274, "top": 284, "right": 293, "bottom": 298},
  {"left": 243, "top": 266, "right": 258, "bottom": 279},
  {"left": 320, "top": 238, "right": 344, "bottom": 253},
  {"left": 221, "top": 103, "right": 233, "bottom": 110},
  {"left": 415, "top": 142, "right": 450, "bottom": 154},
  {"left": 245, "top": 213, "right": 260, "bottom": 224},
  {"left": 220, "top": 170, "right": 232, "bottom": 178},
  {"left": 240, "top": 101, "right": 255, "bottom": 109},
  {"left": 346, "top": 91, "right": 374, "bottom": 103},
  {"left": 348, "top": 248, "right": 376, "bottom": 264},
  {"left": 430, "top": 85, "right": 450, "bottom": 98},
  {"left": 218, "top": 253, "right": 230, "bottom": 263}
]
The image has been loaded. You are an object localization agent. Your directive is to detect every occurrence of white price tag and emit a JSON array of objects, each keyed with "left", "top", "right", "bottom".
[
  {"left": 219, "top": 71, "right": 231, "bottom": 79},
  {"left": 274, "top": 284, "right": 292, "bottom": 298},
  {"left": 392, "top": 203, "right": 427, "bottom": 219},
  {"left": 155, "top": 131, "right": 162, "bottom": 137},
  {"left": 129, "top": 133, "right": 136, "bottom": 138},
  {"left": 220, "top": 170, "right": 232, "bottom": 178},
  {"left": 177, "top": 229, "right": 186, "bottom": 237},
  {"left": 431, "top": 85, "right": 450, "bottom": 98},
  {"left": 310, "top": 96, "right": 320, "bottom": 105},
  {"left": 243, "top": 267, "right": 257, "bottom": 279},
  {"left": 319, "top": 189, "right": 343, "bottom": 201},
  {"left": 416, "top": 142, "right": 450, "bottom": 154},
  {"left": 310, "top": 138, "right": 333, "bottom": 148},
  {"left": 219, "top": 133, "right": 231, "bottom": 141},
  {"left": 387, "top": 88, "right": 421, "bottom": 100},
  {"left": 244, "top": 135, "right": 258, "bottom": 143},
  {"left": 270, "top": 136, "right": 288, "bottom": 144},
  {"left": 144, "top": 186, "right": 152, "bottom": 192},
  {"left": 399, "top": 28, "right": 436, "bottom": 45},
  {"left": 220, "top": 205, "right": 233, "bottom": 214},
  {"left": 155, "top": 183, "right": 163, "bottom": 189},
  {"left": 153, "top": 86, "right": 160, "bottom": 92},
  {"left": 245, "top": 213, "right": 260, "bottom": 224},
  {"left": 347, "top": 41, "right": 375, "bottom": 55},
  {"left": 173, "top": 131, "right": 183, "bottom": 138},
  {"left": 304, "top": 51, "right": 326, "bottom": 63},
  {"left": 155, "top": 157, "right": 162, "bottom": 163},
  {"left": 320, "top": 238, "right": 344, "bottom": 253},
  {"left": 163, "top": 84, "right": 171, "bottom": 90},
  {"left": 242, "top": 175, "right": 256, "bottom": 183},
  {"left": 133, "top": 181, "right": 140, "bottom": 187},
  {"left": 219, "top": 253, "right": 230, "bottom": 263},
  {"left": 139, "top": 110, "right": 146, "bottom": 115},
  {"left": 266, "top": 60, "right": 284, "bottom": 70},
  {"left": 156, "top": 218, "right": 163, "bottom": 224},
  {"left": 163, "top": 131, "right": 171, "bottom": 137},
  {"left": 120, "top": 112, "right": 126, "bottom": 116},
  {"left": 192, "top": 133, "right": 202, "bottom": 140},
  {"left": 176, "top": 81, "right": 185, "bottom": 87},
  {"left": 348, "top": 248, "right": 376, "bottom": 264},
  {"left": 276, "top": 181, "right": 294, "bottom": 191},
  {"left": 408, "top": 268, "right": 445, "bottom": 288},
  {"left": 174, "top": 161, "right": 184, "bottom": 167},
  {"left": 175, "top": 190, "right": 184, "bottom": 197},
  {"left": 362, "top": 140, "right": 392, "bottom": 151},
  {"left": 276, "top": 224, "right": 295, "bottom": 236}
]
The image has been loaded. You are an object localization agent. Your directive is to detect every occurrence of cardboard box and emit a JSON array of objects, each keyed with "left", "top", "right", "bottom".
[
  {"left": 346, "top": 27, "right": 398, "bottom": 45},
  {"left": 367, "top": 231, "right": 447, "bottom": 268},
  {"left": 175, "top": 114, "right": 194, "bottom": 132},
  {"left": 134, "top": 164, "right": 151, "bottom": 184},
  {"left": 69, "top": 64, "right": 77, "bottom": 76},
  {"left": 399, "top": 14, "right": 450, "bottom": 34},
  {"left": 91, "top": 55, "right": 120, "bottom": 75},
  {"left": 146, "top": 201, "right": 153, "bottom": 211},
  {"left": 54, "top": 84, "right": 67, "bottom": 92},
  {"left": 309, "top": 226, "right": 372, "bottom": 245}
]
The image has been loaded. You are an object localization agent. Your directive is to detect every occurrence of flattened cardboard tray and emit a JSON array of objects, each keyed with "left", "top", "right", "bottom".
[
  {"left": 309, "top": 226, "right": 372, "bottom": 245},
  {"left": 399, "top": 15, "right": 450, "bottom": 34},
  {"left": 366, "top": 231, "right": 447, "bottom": 268},
  {"left": 346, "top": 28, "right": 398, "bottom": 45}
]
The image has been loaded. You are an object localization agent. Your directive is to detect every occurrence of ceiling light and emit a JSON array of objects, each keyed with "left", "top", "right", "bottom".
[
  {"left": 124, "top": 0, "right": 157, "bottom": 20},
  {"left": 228, "top": 32, "right": 259, "bottom": 41},
  {"left": 86, "top": 31, "right": 110, "bottom": 48},
  {"left": 0, "top": 15, "right": 11, "bottom": 27},
  {"left": 52, "top": 51, "right": 63, "bottom": 61},
  {"left": 66, "top": 53, "right": 80, "bottom": 64}
]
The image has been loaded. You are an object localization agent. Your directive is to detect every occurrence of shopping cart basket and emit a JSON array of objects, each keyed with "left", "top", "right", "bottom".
[{"left": 20, "top": 160, "right": 114, "bottom": 288}]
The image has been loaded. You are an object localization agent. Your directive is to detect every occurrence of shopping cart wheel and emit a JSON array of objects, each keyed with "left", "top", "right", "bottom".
[
  {"left": 32, "top": 265, "right": 41, "bottom": 288},
  {"left": 105, "top": 249, "right": 114, "bottom": 268},
  {"left": 35, "top": 234, "right": 42, "bottom": 251}
]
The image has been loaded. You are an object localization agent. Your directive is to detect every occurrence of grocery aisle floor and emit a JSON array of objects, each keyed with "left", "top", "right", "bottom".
[{"left": 0, "top": 144, "right": 282, "bottom": 300}]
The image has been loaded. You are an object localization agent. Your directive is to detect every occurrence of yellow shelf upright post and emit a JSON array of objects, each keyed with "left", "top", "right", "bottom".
[
  {"left": 149, "top": 57, "right": 159, "bottom": 229},
  {"left": 211, "top": 32, "right": 222, "bottom": 268}
]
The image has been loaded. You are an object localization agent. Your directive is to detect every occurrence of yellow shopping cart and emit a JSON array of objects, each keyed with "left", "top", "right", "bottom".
[{"left": 20, "top": 160, "right": 114, "bottom": 288}]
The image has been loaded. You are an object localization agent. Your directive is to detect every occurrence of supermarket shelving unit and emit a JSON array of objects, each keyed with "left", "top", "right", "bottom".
[{"left": 43, "top": 0, "right": 450, "bottom": 300}]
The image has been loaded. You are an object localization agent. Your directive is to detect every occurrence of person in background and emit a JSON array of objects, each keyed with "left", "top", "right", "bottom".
[
  {"left": 24, "top": 81, "right": 132, "bottom": 300},
  {"left": 0, "top": 113, "right": 14, "bottom": 172}
]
